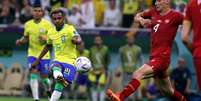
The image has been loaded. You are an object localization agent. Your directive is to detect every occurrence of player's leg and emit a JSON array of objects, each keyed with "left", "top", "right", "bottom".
[
  {"left": 50, "top": 62, "right": 76, "bottom": 101},
  {"left": 154, "top": 75, "right": 186, "bottom": 101},
  {"left": 49, "top": 62, "right": 65, "bottom": 101},
  {"left": 193, "top": 57, "right": 201, "bottom": 91},
  {"left": 28, "top": 57, "right": 39, "bottom": 101},
  {"left": 106, "top": 63, "right": 154, "bottom": 101},
  {"left": 40, "top": 59, "right": 51, "bottom": 98}
]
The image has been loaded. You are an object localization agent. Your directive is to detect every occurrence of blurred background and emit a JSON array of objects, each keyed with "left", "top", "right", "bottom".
[{"left": 0, "top": 0, "right": 200, "bottom": 101}]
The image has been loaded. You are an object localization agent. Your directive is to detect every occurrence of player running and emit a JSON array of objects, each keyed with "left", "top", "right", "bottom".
[
  {"left": 182, "top": 0, "right": 201, "bottom": 92},
  {"left": 106, "top": 0, "right": 186, "bottom": 101},
  {"left": 31, "top": 8, "right": 82, "bottom": 101},
  {"left": 16, "top": 4, "right": 52, "bottom": 101}
]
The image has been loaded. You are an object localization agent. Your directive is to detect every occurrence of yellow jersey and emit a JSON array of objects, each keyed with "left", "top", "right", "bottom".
[
  {"left": 47, "top": 24, "right": 79, "bottom": 65},
  {"left": 24, "top": 19, "right": 52, "bottom": 59}
]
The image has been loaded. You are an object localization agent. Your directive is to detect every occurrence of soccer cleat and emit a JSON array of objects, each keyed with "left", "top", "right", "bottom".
[
  {"left": 56, "top": 76, "right": 68, "bottom": 87},
  {"left": 46, "top": 90, "right": 51, "bottom": 100},
  {"left": 106, "top": 89, "right": 121, "bottom": 101}
]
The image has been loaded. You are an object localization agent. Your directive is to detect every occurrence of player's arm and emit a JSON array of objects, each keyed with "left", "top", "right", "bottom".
[
  {"left": 134, "top": 12, "right": 151, "bottom": 28},
  {"left": 181, "top": 20, "right": 192, "bottom": 52},
  {"left": 16, "top": 36, "right": 29, "bottom": 46},
  {"left": 31, "top": 44, "right": 52, "bottom": 68},
  {"left": 72, "top": 30, "right": 82, "bottom": 45}
]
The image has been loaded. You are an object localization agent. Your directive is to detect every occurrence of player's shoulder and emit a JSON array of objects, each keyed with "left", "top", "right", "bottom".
[
  {"left": 171, "top": 10, "right": 183, "bottom": 17},
  {"left": 47, "top": 26, "right": 55, "bottom": 34},
  {"left": 24, "top": 19, "right": 34, "bottom": 26},
  {"left": 41, "top": 19, "right": 51, "bottom": 24},
  {"left": 189, "top": 0, "right": 197, "bottom": 4},
  {"left": 143, "top": 7, "right": 156, "bottom": 13},
  {"left": 65, "top": 24, "right": 76, "bottom": 30}
]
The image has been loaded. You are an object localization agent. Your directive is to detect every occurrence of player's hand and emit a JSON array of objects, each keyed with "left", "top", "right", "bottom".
[
  {"left": 140, "top": 19, "right": 152, "bottom": 27},
  {"left": 31, "top": 59, "right": 39, "bottom": 69},
  {"left": 16, "top": 39, "right": 23, "bottom": 46}
]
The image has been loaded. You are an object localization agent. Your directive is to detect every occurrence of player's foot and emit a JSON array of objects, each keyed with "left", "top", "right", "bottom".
[
  {"left": 106, "top": 89, "right": 121, "bottom": 101},
  {"left": 56, "top": 76, "right": 68, "bottom": 87},
  {"left": 46, "top": 90, "right": 51, "bottom": 100}
]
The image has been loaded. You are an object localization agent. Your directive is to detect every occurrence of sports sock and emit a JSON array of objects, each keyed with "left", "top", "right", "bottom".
[
  {"left": 171, "top": 90, "right": 186, "bottom": 101},
  {"left": 49, "top": 82, "right": 64, "bottom": 101},
  {"left": 30, "top": 73, "right": 39, "bottom": 100},
  {"left": 120, "top": 78, "right": 140, "bottom": 100},
  {"left": 52, "top": 67, "right": 63, "bottom": 79},
  {"left": 49, "top": 90, "right": 62, "bottom": 101},
  {"left": 42, "top": 77, "right": 51, "bottom": 90}
]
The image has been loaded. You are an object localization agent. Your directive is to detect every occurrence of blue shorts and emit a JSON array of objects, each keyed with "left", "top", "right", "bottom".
[
  {"left": 28, "top": 56, "right": 50, "bottom": 75},
  {"left": 76, "top": 73, "right": 88, "bottom": 85},
  {"left": 51, "top": 61, "right": 76, "bottom": 84}
]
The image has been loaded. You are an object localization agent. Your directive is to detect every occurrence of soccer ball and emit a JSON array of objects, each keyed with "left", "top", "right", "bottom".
[{"left": 75, "top": 56, "right": 92, "bottom": 73}]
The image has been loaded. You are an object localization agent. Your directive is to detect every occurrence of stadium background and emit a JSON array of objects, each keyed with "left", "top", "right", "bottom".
[{"left": 0, "top": 0, "right": 200, "bottom": 101}]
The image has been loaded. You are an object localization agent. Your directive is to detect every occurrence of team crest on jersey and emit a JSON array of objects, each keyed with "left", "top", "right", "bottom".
[
  {"left": 61, "top": 35, "right": 66, "bottom": 43},
  {"left": 165, "top": 19, "right": 170, "bottom": 24},
  {"left": 157, "top": 20, "right": 162, "bottom": 23}
]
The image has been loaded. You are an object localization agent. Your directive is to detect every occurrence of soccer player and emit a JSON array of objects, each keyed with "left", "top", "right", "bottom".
[
  {"left": 106, "top": 0, "right": 186, "bottom": 101},
  {"left": 31, "top": 8, "right": 82, "bottom": 101},
  {"left": 181, "top": 0, "right": 201, "bottom": 92},
  {"left": 15, "top": 4, "right": 52, "bottom": 101}
]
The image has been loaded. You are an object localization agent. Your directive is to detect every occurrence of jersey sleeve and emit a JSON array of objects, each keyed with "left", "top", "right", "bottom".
[
  {"left": 142, "top": 8, "right": 153, "bottom": 19},
  {"left": 73, "top": 28, "right": 80, "bottom": 37},
  {"left": 175, "top": 12, "right": 184, "bottom": 25},
  {"left": 23, "top": 22, "right": 29, "bottom": 36},
  {"left": 45, "top": 21, "right": 52, "bottom": 34},
  {"left": 184, "top": 1, "right": 192, "bottom": 21},
  {"left": 47, "top": 30, "right": 52, "bottom": 44}
]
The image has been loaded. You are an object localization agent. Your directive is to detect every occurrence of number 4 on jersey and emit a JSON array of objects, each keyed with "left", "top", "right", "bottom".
[{"left": 153, "top": 24, "right": 160, "bottom": 32}]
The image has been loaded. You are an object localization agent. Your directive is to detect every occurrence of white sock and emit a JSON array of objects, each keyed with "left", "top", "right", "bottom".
[
  {"left": 50, "top": 90, "right": 62, "bottom": 101},
  {"left": 30, "top": 79, "right": 39, "bottom": 100},
  {"left": 53, "top": 70, "right": 63, "bottom": 79},
  {"left": 91, "top": 90, "right": 98, "bottom": 101}
]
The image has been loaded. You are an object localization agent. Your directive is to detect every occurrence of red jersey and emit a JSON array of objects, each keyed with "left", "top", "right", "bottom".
[
  {"left": 143, "top": 8, "right": 183, "bottom": 60},
  {"left": 184, "top": 0, "right": 201, "bottom": 57}
]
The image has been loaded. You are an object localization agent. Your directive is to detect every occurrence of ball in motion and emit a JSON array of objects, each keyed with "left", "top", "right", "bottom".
[{"left": 75, "top": 56, "right": 92, "bottom": 73}]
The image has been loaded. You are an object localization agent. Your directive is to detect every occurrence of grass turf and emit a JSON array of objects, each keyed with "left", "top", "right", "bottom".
[{"left": 0, "top": 96, "right": 87, "bottom": 101}]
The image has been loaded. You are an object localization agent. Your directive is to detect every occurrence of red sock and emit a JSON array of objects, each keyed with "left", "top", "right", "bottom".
[
  {"left": 171, "top": 90, "right": 186, "bottom": 101},
  {"left": 120, "top": 79, "right": 140, "bottom": 100}
]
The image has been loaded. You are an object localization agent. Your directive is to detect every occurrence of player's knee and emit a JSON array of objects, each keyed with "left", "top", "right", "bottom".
[
  {"left": 132, "top": 71, "right": 144, "bottom": 80},
  {"left": 159, "top": 87, "right": 174, "bottom": 96}
]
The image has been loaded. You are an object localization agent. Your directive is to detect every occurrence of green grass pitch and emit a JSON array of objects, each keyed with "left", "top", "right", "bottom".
[{"left": 0, "top": 96, "right": 87, "bottom": 101}]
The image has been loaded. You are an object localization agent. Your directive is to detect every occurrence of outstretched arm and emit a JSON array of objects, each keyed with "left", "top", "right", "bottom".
[
  {"left": 181, "top": 20, "right": 192, "bottom": 52},
  {"left": 31, "top": 44, "right": 52, "bottom": 68},
  {"left": 135, "top": 12, "right": 151, "bottom": 28}
]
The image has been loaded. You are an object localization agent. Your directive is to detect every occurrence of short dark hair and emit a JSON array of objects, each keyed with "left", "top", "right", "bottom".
[
  {"left": 50, "top": 8, "right": 65, "bottom": 17},
  {"left": 32, "top": 0, "right": 42, "bottom": 8}
]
